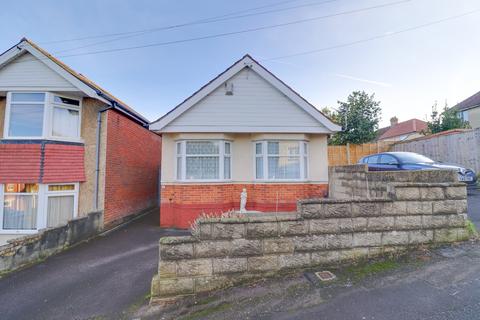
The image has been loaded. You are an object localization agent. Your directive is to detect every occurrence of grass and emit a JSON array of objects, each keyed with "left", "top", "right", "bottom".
[
  {"left": 344, "top": 260, "right": 400, "bottom": 280},
  {"left": 180, "top": 302, "right": 233, "bottom": 320},
  {"left": 466, "top": 219, "right": 478, "bottom": 237}
]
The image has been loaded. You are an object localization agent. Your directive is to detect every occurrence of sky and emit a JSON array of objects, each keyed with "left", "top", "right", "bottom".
[{"left": 1, "top": 0, "right": 479, "bottom": 127}]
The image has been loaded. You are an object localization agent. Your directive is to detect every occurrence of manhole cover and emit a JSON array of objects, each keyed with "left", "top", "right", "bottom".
[{"left": 315, "top": 271, "right": 336, "bottom": 281}]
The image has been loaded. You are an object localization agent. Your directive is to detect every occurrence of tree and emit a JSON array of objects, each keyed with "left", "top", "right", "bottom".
[
  {"left": 427, "top": 101, "right": 469, "bottom": 134},
  {"left": 329, "top": 91, "right": 382, "bottom": 145}
]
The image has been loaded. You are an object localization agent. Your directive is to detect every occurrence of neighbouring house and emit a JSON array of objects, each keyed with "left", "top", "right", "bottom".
[
  {"left": 150, "top": 55, "right": 341, "bottom": 228},
  {"left": 453, "top": 91, "right": 480, "bottom": 129},
  {"left": 0, "top": 39, "right": 161, "bottom": 245},
  {"left": 376, "top": 117, "right": 427, "bottom": 142}
]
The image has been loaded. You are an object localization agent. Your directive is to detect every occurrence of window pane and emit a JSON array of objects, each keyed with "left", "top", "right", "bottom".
[
  {"left": 52, "top": 107, "right": 79, "bottom": 137},
  {"left": 256, "top": 157, "right": 264, "bottom": 179},
  {"left": 304, "top": 156, "right": 308, "bottom": 179},
  {"left": 3, "top": 195, "right": 37, "bottom": 230},
  {"left": 268, "top": 141, "right": 300, "bottom": 155},
  {"left": 268, "top": 156, "right": 301, "bottom": 179},
  {"left": 176, "top": 157, "right": 182, "bottom": 180},
  {"left": 54, "top": 96, "right": 80, "bottom": 106},
  {"left": 224, "top": 157, "right": 231, "bottom": 179},
  {"left": 186, "top": 156, "right": 219, "bottom": 179},
  {"left": 48, "top": 184, "right": 75, "bottom": 192},
  {"left": 224, "top": 142, "right": 231, "bottom": 155},
  {"left": 176, "top": 142, "right": 182, "bottom": 155},
  {"left": 47, "top": 195, "right": 74, "bottom": 228},
  {"left": 256, "top": 143, "right": 262, "bottom": 155},
  {"left": 4, "top": 183, "right": 38, "bottom": 193},
  {"left": 304, "top": 142, "right": 308, "bottom": 155},
  {"left": 11, "top": 92, "right": 45, "bottom": 102},
  {"left": 9, "top": 104, "right": 44, "bottom": 136},
  {"left": 267, "top": 142, "right": 279, "bottom": 155},
  {"left": 186, "top": 141, "right": 219, "bottom": 155}
]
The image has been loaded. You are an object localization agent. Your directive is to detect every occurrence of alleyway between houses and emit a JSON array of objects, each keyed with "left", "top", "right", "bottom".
[{"left": 0, "top": 210, "right": 187, "bottom": 320}]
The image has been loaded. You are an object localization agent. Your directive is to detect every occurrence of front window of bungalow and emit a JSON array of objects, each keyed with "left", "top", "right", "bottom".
[
  {"left": 176, "top": 140, "right": 231, "bottom": 181},
  {"left": 0, "top": 183, "right": 78, "bottom": 232},
  {"left": 255, "top": 141, "right": 308, "bottom": 180},
  {"left": 4, "top": 92, "right": 81, "bottom": 141}
]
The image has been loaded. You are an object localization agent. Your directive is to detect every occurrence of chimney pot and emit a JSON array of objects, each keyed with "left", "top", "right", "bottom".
[{"left": 390, "top": 117, "right": 399, "bottom": 126}]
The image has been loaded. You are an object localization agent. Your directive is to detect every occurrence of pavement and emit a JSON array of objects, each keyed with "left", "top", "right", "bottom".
[
  {"left": 0, "top": 209, "right": 188, "bottom": 320},
  {"left": 467, "top": 187, "right": 480, "bottom": 228}
]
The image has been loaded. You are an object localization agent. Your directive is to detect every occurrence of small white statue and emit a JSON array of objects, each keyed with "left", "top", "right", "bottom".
[{"left": 240, "top": 188, "right": 247, "bottom": 213}]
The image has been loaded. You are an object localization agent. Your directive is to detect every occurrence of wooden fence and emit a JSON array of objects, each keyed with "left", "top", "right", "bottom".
[
  {"left": 328, "top": 141, "right": 394, "bottom": 166},
  {"left": 391, "top": 129, "right": 480, "bottom": 173}
]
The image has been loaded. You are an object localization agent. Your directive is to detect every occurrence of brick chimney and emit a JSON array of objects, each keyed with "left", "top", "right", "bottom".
[{"left": 390, "top": 116, "right": 399, "bottom": 127}]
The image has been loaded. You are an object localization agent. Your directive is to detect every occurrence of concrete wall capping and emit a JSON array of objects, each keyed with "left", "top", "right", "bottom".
[{"left": 151, "top": 166, "right": 471, "bottom": 304}]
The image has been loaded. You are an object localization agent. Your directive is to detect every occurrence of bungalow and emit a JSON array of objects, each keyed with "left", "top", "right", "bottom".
[
  {"left": 0, "top": 39, "right": 161, "bottom": 244},
  {"left": 376, "top": 117, "right": 427, "bottom": 142},
  {"left": 453, "top": 91, "right": 480, "bottom": 129},
  {"left": 150, "top": 55, "right": 341, "bottom": 228}
]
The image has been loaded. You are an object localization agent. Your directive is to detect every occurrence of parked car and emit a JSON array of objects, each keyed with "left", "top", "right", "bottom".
[{"left": 358, "top": 152, "right": 477, "bottom": 185}]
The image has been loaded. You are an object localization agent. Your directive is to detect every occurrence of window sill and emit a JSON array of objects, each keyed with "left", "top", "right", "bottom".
[
  {"left": 1, "top": 137, "right": 85, "bottom": 145},
  {"left": 0, "top": 229, "right": 38, "bottom": 235}
]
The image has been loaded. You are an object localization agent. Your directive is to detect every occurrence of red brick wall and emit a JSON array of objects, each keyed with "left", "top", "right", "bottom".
[
  {"left": 43, "top": 144, "right": 86, "bottom": 183},
  {"left": 160, "top": 183, "right": 328, "bottom": 228},
  {"left": 104, "top": 110, "right": 161, "bottom": 226},
  {"left": 0, "top": 144, "right": 42, "bottom": 183}
]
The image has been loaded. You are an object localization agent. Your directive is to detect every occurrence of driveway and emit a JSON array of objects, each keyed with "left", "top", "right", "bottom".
[
  {"left": 467, "top": 187, "right": 480, "bottom": 228},
  {"left": 0, "top": 209, "right": 187, "bottom": 320}
]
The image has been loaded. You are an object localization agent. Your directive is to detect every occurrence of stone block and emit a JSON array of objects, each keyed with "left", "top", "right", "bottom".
[
  {"left": 351, "top": 217, "right": 368, "bottom": 231},
  {"left": 195, "top": 276, "right": 232, "bottom": 293},
  {"left": 263, "top": 238, "right": 294, "bottom": 254},
  {"left": 176, "top": 259, "right": 213, "bottom": 277},
  {"left": 151, "top": 276, "right": 194, "bottom": 297},
  {"left": 351, "top": 202, "right": 381, "bottom": 217},
  {"left": 160, "top": 243, "right": 194, "bottom": 260},
  {"left": 409, "top": 230, "right": 434, "bottom": 244},
  {"left": 381, "top": 201, "right": 407, "bottom": 215},
  {"left": 395, "top": 187, "right": 420, "bottom": 200},
  {"left": 309, "top": 219, "right": 340, "bottom": 234},
  {"left": 367, "top": 217, "right": 395, "bottom": 231},
  {"left": 293, "top": 235, "right": 327, "bottom": 251},
  {"left": 278, "top": 253, "right": 311, "bottom": 269},
  {"left": 301, "top": 204, "right": 323, "bottom": 218},
  {"left": 279, "top": 221, "right": 309, "bottom": 236},
  {"left": 457, "top": 228, "right": 470, "bottom": 241},
  {"left": 212, "top": 223, "right": 245, "bottom": 239},
  {"left": 246, "top": 222, "right": 278, "bottom": 238},
  {"left": 405, "top": 201, "right": 433, "bottom": 215},
  {"left": 449, "top": 214, "right": 467, "bottom": 228},
  {"left": 444, "top": 186, "right": 467, "bottom": 200},
  {"left": 382, "top": 231, "right": 409, "bottom": 245},
  {"left": 231, "top": 239, "right": 262, "bottom": 256},
  {"left": 422, "top": 215, "right": 450, "bottom": 229},
  {"left": 394, "top": 216, "right": 422, "bottom": 230},
  {"left": 419, "top": 187, "right": 444, "bottom": 200},
  {"left": 311, "top": 250, "right": 340, "bottom": 265},
  {"left": 248, "top": 255, "right": 279, "bottom": 272},
  {"left": 198, "top": 223, "right": 212, "bottom": 239},
  {"left": 338, "top": 248, "right": 369, "bottom": 261},
  {"left": 212, "top": 257, "right": 247, "bottom": 274},
  {"left": 325, "top": 233, "right": 353, "bottom": 249},
  {"left": 434, "top": 228, "right": 458, "bottom": 243},
  {"left": 194, "top": 241, "right": 232, "bottom": 258},
  {"left": 158, "top": 261, "right": 176, "bottom": 278},
  {"left": 353, "top": 232, "right": 382, "bottom": 247},
  {"left": 323, "top": 203, "right": 351, "bottom": 218},
  {"left": 433, "top": 200, "right": 467, "bottom": 214}
]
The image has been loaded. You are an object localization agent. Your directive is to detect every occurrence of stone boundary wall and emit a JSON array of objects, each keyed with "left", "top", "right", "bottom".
[
  {"left": 328, "top": 165, "right": 458, "bottom": 199},
  {"left": 0, "top": 211, "right": 103, "bottom": 273},
  {"left": 151, "top": 171, "right": 470, "bottom": 303}
]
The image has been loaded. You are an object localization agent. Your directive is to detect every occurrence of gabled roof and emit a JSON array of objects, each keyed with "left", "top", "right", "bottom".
[
  {"left": 379, "top": 118, "right": 427, "bottom": 140},
  {"left": 453, "top": 91, "right": 480, "bottom": 112},
  {"left": 150, "top": 54, "right": 341, "bottom": 133},
  {"left": 0, "top": 38, "right": 149, "bottom": 125}
]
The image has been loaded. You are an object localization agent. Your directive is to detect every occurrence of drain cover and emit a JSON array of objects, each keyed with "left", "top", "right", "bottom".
[{"left": 315, "top": 271, "right": 336, "bottom": 281}]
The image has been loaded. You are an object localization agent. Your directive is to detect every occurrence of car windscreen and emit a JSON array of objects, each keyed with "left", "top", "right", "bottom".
[{"left": 394, "top": 153, "right": 434, "bottom": 164}]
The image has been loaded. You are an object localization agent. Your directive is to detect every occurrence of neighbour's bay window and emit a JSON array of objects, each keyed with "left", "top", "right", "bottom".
[
  {"left": 176, "top": 140, "right": 231, "bottom": 181},
  {"left": 0, "top": 183, "right": 78, "bottom": 233},
  {"left": 4, "top": 92, "right": 81, "bottom": 141},
  {"left": 255, "top": 141, "right": 308, "bottom": 180}
]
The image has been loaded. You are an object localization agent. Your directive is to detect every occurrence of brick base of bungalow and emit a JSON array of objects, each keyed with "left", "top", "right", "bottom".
[{"left": 160, "top": 183, "right": 328, "bottom": 229}]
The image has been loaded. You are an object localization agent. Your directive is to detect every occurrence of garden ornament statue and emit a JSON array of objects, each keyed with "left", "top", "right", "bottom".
[{"left": 240, "top": 188, "right": 247, "bottom": 213}]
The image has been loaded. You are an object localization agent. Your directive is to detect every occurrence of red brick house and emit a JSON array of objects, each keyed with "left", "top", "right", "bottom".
[
  {"left": 377, "top": 117, "right": 427, "bottom": 142},
  {"left": 150, "top": 55, "right": 341, "bottom": 228},
  {"left": 0, "top": 39, "right": 161, "bottom": 244}
]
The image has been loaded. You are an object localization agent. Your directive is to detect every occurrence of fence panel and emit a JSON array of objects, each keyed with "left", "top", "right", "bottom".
[{"left": 328, "top": 141, "right": 393, "bottom": 166}]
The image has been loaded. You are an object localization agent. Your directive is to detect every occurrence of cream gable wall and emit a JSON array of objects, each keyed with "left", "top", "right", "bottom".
[
  {"left": 161, "top": 132, "right": 329, "bottom": 184},
  {"left": 0, "top": 53, "right": 77, "bottom": 91},
  {"left": 162, "top": 68, "right": 328, "bottom": 133}
]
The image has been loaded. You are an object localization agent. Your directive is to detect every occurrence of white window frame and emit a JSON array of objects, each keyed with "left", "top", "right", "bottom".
[
  {"left": 3, "top": 92, "right": 82, "bottom": 143},
  {"left": 175, "top": 140, "right": 232, "bottom": 182},
  {"left": 0, "top": 183, "right": 79, "bottom": 234},
  {"left": 253, "top": 140, "right": 309, "bottom": 182}
]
